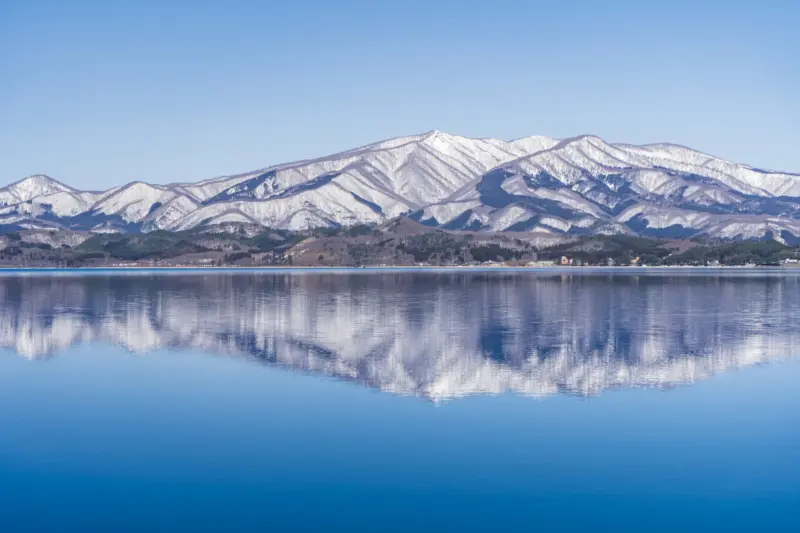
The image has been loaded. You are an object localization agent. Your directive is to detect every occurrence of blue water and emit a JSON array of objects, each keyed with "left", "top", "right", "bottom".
[{"left": 0, "top": 270, "right": 798, "bottom": 531}]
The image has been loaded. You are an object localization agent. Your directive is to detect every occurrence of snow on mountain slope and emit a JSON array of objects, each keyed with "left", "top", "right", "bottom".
[
  {"left": 199, "top": 131, "right": 555, "bottom": 210},
  {"left": 195, "top": 210, "right": 261, "bottom": 227},
  {"left": 495, "top": 135, "right": 799, "bottom": 201},
  {"left": 34, "top": 190, "right": 107, "bottom": 217},
  {"left": 161, "top": 131, "right": 561, "bottom": 231},
  {"left": 90, "top": 182, "right": 184, "bottom": 223},
  {"left": 504, "top": 135, "right": 560, "bottom": 156},
  {"left": 141, "top": 194, "right": 202, "bottom": 231},
  {"left": 621, "top": 143, "right": 800, "bottom": 197},
  {"left": 169, "top": 180, "right": 396, "bottom": 231},
  {"left": 0, "top": 176, "right": 99, "bottom": 221},
  {"left": 616, "top": 202, "right": 800, "bottom": 242},
  {"left": 485, "top": 205, "right": 534, "bottom": 232},
  {"left": 416, "top": 200, "right": 483, "bottom": 226},
  {"left": 175, "top": 170, "right": 268, "bottom": 203},
  {"left": 699, "top": 217, "right": 800, "bottom": 243},
  {"left": 457, "top": 134, "right": 800, "bottom": 238},
  {"left": 3, "top": 131, "right": 799, "bottom": 239},
  {"left": 617, "top": 204, "right": 713, "bottom": 229},
  {"left": 0, "top": 175, "right": 73, "bottom": 205}
]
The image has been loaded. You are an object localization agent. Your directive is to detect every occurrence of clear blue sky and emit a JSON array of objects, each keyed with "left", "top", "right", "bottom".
[{"left": 1, "top": 0, "right": 798, "bottom": 190}]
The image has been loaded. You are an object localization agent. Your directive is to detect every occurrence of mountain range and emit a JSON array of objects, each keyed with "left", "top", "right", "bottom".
[{"left": 4, "top": 131, "right": 800, "bottom": 241}]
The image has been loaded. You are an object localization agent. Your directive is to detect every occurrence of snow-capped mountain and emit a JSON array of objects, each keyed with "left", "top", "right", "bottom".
[
  {"left": 2, "top": 131, "right": 799, "bottom": 240},
  {"left": 2, "top": 272, "right": 798, "bottom": 400}
]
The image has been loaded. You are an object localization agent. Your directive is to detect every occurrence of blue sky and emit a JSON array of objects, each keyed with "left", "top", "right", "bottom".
[{"left": 1, "top": 0, "right": 798, "bottom": 189}]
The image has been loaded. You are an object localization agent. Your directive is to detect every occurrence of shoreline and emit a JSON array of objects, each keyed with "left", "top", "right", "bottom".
[{"left": 0, "top": 264, "right": 796, "bottom": 272}]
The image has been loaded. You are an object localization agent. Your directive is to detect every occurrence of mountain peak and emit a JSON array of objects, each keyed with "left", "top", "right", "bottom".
[
  {"left": 558, "top": 134, "right": 609, "bottom": 148},
  {"left": 420, "top": 129, "right": 461, "bottom": 144},
  {"left": 2, "top": 175, "right": 74, "bottom": 203},
  {"left": 13, "top": 174, "right": 70, "bottom": 188}
]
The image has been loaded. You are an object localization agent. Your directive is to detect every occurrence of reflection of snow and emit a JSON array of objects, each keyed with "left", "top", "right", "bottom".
[{"left": 1, "top": 272, "right": 799, "bottom": 400}]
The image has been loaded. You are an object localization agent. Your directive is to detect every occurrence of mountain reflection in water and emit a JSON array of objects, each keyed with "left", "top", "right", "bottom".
[{"left": 2, "top": 270, "right": 799, "bottom": 400}]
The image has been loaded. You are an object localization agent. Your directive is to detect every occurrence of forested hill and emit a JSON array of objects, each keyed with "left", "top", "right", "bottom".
[{"left": 1, "top": 217, "right": 799, "bottom": 268}]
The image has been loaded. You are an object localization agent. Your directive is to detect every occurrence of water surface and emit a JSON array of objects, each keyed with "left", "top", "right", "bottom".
[{"left": 0, "top": 270, "right": 798, "bottom": 531}]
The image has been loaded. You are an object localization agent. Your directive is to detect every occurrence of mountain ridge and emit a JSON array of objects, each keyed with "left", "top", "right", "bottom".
[{"left": 3, "top": 131, "right": 800, "bottom": 241}]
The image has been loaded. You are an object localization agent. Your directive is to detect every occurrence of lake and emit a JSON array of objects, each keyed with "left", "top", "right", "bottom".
[{"left": 0, "top": 269, "right": 798, "bottom": 532}]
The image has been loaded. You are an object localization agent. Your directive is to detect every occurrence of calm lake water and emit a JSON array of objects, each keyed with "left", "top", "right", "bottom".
[{"left": 0, "top": 269, "right": 798, "bottom": 532}]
